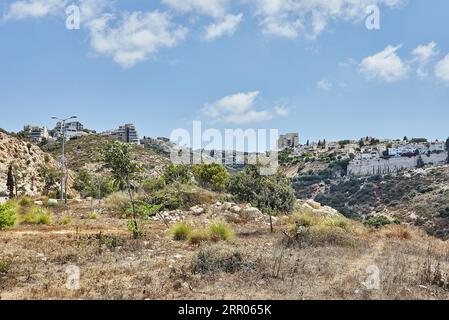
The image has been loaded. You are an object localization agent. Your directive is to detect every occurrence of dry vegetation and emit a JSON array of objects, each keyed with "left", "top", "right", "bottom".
[{"left": 2, "top": 198, "right": 449, "bottom": 300}]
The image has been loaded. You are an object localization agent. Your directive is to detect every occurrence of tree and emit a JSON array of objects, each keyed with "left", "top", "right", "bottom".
[
  {"left": 192, "top": 163, "right": 229, "bottom": 192},
  {"left": 403, "top": 136, "right": 408, "bottom": 142},
  {"left": 306, "top": 140, "right": 310, "bottom": 147},
  {"left": 446, "top": 137, "right": 449, "bottom": 164},
  {"left": 227, "top": 165, "right": 295, "bottom": 215},
  {"left": 38, "top": 165, "right": 61, "bottom": 196},
  {"left": 6, "top": 164, "right": 14, "bottom": 199},
  {"left": 163, "top": 164, "right": 191, "bottom": 185},
  {"left": 102, "top": 141, "right": 143, "bottom": 238},
  {"left": 417, "top": 156, "right": 425, "bottom": 169}
]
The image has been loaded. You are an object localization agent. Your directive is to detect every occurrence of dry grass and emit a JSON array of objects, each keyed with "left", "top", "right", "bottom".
[{"left": 2, "top": 200, "right": 449, "bottom": 300}]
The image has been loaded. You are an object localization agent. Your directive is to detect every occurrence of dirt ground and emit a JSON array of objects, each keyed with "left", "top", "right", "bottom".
[{"left": 2, "top": 200, "right": 449, "bottom": 300}]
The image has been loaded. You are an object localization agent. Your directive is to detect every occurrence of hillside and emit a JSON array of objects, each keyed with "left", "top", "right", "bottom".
[
  {"left": 43, "top": 135, "right": 170, "bottom": 178},
  {"left": 0, "top": 130, "right": 67, "bottom": 197},
  {"left": 293, "top": 164, "right": 449, "bottom": 239}
]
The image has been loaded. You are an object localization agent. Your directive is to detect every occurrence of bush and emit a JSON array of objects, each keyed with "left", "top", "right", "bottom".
[
  {"left": 17, "top": 196, "right": 34, "bottom": 207},
  {"left": 365, "top": 215, "right": 395, "bottom": 229},
  {"left": 59, "top": 215, "right": 72, "bottom": 225},
  {"left": 191, "top": 244, "right": 242, "bottom": 274},
  {"left": 170, "top": 222, "right": 193, "bottom": 241},
  {"left": 103, "top": 192, "right": 130, "bottom": 214},
  {"left": 0, "top": 203, "right": 17, "bottom": 229},
  {"left": 208, "top": 220, "right": 234, "bottom": 242},
  {"left": 228, "top": 165, "right": 295, "bottom": 214},
  {"left": 189, "top": 229, "right": 210, "bottom": 246},
  {"left": 125, "top": 201, "right": 162, "bottom": 218},
  {"left": 192, "top": 163, "right": 229, "bottom": 191},
  {"left": 163, "top": 164, "right": 191, "bottom": 185},
  {"left": 141, "top": 178, "right": 166, "bottom": 194},
  {"left": 0, "top": 258, "right": 12, "bottom": 275},
  {"left": 22, "top": 207, "right": 53, "bottom": 225},
  {"left": 87, "top": 211, "right": 99, "bottom": 220}
]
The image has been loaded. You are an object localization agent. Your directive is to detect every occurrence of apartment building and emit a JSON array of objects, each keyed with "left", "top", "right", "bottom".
[{"left": 278, "top": 133, "right": 300, "bottom": 150}]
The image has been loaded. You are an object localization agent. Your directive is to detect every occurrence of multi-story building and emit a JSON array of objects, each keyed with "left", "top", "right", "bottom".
[
  {"left": 278, "top": 133, "right": 300, "bottom": 150},
  {"left": 24, "top": 125, "right": 49, "bottom": 143},
  {"left": 105, "top": 124, "right": 140, "bottom": 145},
  {"left": 53, "top": 121, "right": 85, "bottom": 140}
]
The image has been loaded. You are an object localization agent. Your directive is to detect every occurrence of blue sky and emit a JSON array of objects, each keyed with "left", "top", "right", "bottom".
[{"left": 0, "top": 0, "right": 449, "bottom": 144}]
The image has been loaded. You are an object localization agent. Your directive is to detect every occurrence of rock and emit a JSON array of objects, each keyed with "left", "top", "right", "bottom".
[
  {"left": 47, "top": 199, "right": 58, "bottom": 206},
  {"left": 222, "top": 202, "right": 233, "bottom": 211},
  {"left": 230, "top": 206, "right": 241, "bottom": 214},
  {"left": 306, "top": 199, "right": 321, "bottom": 210},
  {"left": 34, "top": 200, "right": 43, "bottom": 206},
  {"left": 190, "top": 205, "right": 205, "bottom": 215},
  {"left": 240, "top": 207, "right": 263, "bottom": 220},
  {"left": 215, "top": 201, "right": 222, "bottom": 207},
  {"left": 0, "top": 197, "right": 8, "bottom": 205}
]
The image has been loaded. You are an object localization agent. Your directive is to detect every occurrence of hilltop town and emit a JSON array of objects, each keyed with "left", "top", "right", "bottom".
[{"left": 278, "top": 132, "right": 449, "bottom": 177}]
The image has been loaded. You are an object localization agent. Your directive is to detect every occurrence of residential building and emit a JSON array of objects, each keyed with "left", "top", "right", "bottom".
[
  {"left": 53, "top": 121, "right": 85, "bottom": 140},
  {"left": 24, "top": 125, "right": 49, "bottom": 143},
  {"left": 105, "top": 124, "right": 140, "bottom": 144},
  {"left": 278, "top": 133, "right": 300, "bottom": 150}
]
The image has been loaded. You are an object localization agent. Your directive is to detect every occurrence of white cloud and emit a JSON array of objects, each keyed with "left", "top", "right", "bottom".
[
  {"left": 254, "top": 0, "right": 404, "bottom": 39},
  {"left": 202, "top": 91, "right": 288, "bottom": 124},
  {"left": 359, "top": 45, "right": 409, "bottom": 82},
  {"left": 87, "top": 11, "right": 187, "bottom": 69},
  {"left": 162, "top": 0, "right": 228, "bottom": 18},
  {"left": 435, "top": 54, "right": 449, "bottom": 84},
  {"left": 412, "top": 42, "right": 439, "bottom": 79},
  {"left": 317, "top": 79, "right": 332, "bottom": 91},
  {"left": 4, "top": 0, "right": 66, "bottom": 20},
  {"left": 204, "top": 13, "right": 243, "bottom": 41}
]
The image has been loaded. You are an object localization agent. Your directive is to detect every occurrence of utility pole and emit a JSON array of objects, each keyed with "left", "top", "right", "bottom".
[{"left": 52, "top": 116, "right": 77, "bottom": 202}]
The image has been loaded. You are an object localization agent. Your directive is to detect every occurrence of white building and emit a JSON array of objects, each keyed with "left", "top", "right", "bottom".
[
  {"left": 24, "top": 125, "right": 49, "bottom": 143},
  {"left": 429, "top": 141, "right": 446, "bottom": 152},
  {"left": 54, "top": 121, "right": 85, "bottom": 140}
]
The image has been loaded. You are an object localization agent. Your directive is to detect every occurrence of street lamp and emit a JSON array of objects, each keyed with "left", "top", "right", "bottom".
[{"left": 51, "top": 116, "right": 77, "bottom": 202}]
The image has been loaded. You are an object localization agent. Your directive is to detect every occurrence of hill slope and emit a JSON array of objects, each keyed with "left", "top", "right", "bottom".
[{"left": 0, "top": 130, "right": 64, "bottom": 196}]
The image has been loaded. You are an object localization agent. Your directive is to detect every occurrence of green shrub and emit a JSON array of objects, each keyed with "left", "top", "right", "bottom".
[
  {"left": 365, "top": 215, "right": 395, "bottom": 229},
  {"left": 188, "top": 229, "right": 210, "bottom": 246},
  {"left": 59, "top": 215, "right": 72, "bottom": 225},
  {"left": 191, "top": 244, "right": 242, "bottom": 274},
  {"left": 208, "top": 221, "right": 234, "bottom": 242},
  {"left": 125, "top": 201, "right": 162, "bottom": 218},
  {"left": 87, "top": 211, "right": 99, "bottom": 220},
  {"left": 228, "top": 165, "right": 295, "bottom": 214},
  {"left": 0, "top": 203, "right": 17, "bottom": 229},
  {"left": 192, "top": 163, "right": 229, "bottom": 191},
  {"left": 17, "top": 196, "right": 34, "bottom": 207},
  {"left": 170, "top": 222, "right": 193, "bottom": 241},
  {"left": 0, "top": 258, "right": 12, "bottom": 274},
  {"left": 141, "top": 178, "right": 166, "bottom": 194},
  {"left": 22, "top": 207, "right": 53, "bottom": 225},
  {"left": 163, "top": 164, "right": 191, "bottom": 185}
]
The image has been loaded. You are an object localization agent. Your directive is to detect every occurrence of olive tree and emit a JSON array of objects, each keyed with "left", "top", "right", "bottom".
[{"left": 102, "top": 141, "right": 143, "bottom": 238}]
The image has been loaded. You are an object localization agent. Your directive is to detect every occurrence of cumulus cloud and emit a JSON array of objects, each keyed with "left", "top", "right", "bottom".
[
  {"left": 435, "top": 54, "right": 449, "bottom": 84},
  {"left": 359, "top": 45, "right": 409, "bottom": 82},
  {"left": 411, "top": 42, "right": 439, "bottom": 79},
  {"left": 317, "top": 79, "right": 332, "bottom": 91},
  {"left": 162, "top": 0, "right": 228, "bottom": 19},
  {"left": 87, "top": 11, "right": 187, "bottom": 69},
  {"left": 202, "top": 91, "right": 289, "bottom": 124},
  {"left": 4, "top": 0, "right": 66, "bottom": 20},
  {"left": 254, "top": 0, "right": 404, "bottom": 39},
  {"left": 204, "top": 13, "right": 243, "bottom": 41}
]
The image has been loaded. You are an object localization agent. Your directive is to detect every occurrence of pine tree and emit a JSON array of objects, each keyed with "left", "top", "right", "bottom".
[
  {"left": 6, "top": 164, "right": 14, "bottom": 199},
  {"left": 446, "top": 137, "right": 449, "bottom": 164}
]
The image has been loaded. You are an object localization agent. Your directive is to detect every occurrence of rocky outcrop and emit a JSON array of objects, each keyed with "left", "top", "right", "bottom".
[
  {"left": 0, "top": 130, "right": 74, "bottom": 197},
  {"left": 296, "top": 199, "right": 344, "bottom": 218}
]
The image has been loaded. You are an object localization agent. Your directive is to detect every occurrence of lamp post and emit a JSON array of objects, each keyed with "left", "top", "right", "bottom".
[{"left": 52, "top": 116, "right": 77, "bottom": 202}]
